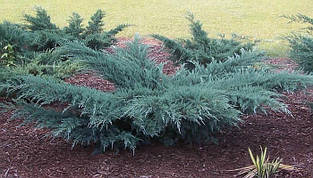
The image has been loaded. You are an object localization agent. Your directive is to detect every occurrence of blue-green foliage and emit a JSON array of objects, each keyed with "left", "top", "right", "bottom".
[
  {"left": 0, "top": 7, "right": 129, "bottom": 78},
  {"left": 2, "top": 37, "right": 313, "bottom": 153},
  {"left": 284, "top": 14, "right": 313, "bottom": 73},
  {"left": 20, "top": 7, "right": 129, "bottom": 51},
  {"left": 152, "top": 13, "right": 255, "bottom": 70}
]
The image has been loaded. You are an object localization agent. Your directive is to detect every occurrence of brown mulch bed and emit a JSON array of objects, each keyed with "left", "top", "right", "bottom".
[
  {"left": 265, "top": 57, "right": 299, "bottom": 72},
  {"left": 64, "top": 38, "right": 178, "bottom": 92},
  {"left": 1, "top": 39, "right": 313, "bottom": 177}
]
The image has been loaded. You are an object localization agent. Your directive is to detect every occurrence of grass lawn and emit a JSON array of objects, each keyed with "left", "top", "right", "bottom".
[{"left": 1, "top": 0, "right": 313, "bottom": 56}]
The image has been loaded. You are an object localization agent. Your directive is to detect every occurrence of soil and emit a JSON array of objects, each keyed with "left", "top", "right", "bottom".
[{"left": 0, "top": 39, "right": 313, "bottom": 178}]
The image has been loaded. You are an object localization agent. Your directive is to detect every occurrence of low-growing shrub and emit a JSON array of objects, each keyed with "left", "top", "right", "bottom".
[
  {"left": 0, "top": 7, "right": 129, "bottom": 78},
  {"left": 284, "top": 14, "right": 313, "bottom": 73},
  {"left": 23, "top": 7, "right": 130, "bottom": 51},
  {"left": 152, "top": 13, "right": 255, "bottom": 70},
  {"left": 2, "top": 37, "right": 313, "bottom": 153}
]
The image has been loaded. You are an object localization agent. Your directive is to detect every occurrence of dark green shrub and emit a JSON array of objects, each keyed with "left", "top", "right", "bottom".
[
  {"left": 2, "top": 37, "right": 313, "bottom": 153},
  {"left": 284, "top": 14, "right": 313, "bottom": 73},
  {"left": 152, "top": 13, "right": 255, "bottom": 70}
]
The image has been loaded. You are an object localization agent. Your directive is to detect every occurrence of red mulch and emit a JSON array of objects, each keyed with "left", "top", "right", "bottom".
[
  {"left": 64, "top": 72, "right": 116, "bottom": 92},
  {"left": 1, "top": 40, "right": 313, "bottom": 177},
  {"left": 265, "top": 57, "right": 299, "bottom": 72},
  {"left": 64, "top": 38, "right": 178, "bottom": 92}
]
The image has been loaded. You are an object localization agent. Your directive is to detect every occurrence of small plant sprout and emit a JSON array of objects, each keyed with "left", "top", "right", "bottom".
[
  {"left": 1, "top": 44, "right": 16, "bottom": 67},
  {"left": 229, "top": 146, "right": 294, "bottom": 178}
]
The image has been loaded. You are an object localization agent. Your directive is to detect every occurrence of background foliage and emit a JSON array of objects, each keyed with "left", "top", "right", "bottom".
[
  {"left": 0, "top": 7, "right": 128, "bottom": 78},
  {"left": 285, "top": 14, "right": 313, "bottom": 73},
  {"left": 152, "top": 13, "right": 255, "bottom": 70},
  {"left": 1, "top": 0, "right": 313, "bottom": 56}
]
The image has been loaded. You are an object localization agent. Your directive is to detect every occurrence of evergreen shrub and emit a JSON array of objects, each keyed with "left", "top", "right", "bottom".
[
  {"left": 152, "top": 13, "right": 255, "bottom": 70},
  {"left": 0, "top": 7, "right": 129, "bottom": 78},
  {"left": 2, "top": 36, "right": 313, "bottom": 153},
  {"left": 1, "top": 11, "right": 313, "bottom": 154},
  {"left": 284, "top": 14, "right": 313, "bottom": 73}
]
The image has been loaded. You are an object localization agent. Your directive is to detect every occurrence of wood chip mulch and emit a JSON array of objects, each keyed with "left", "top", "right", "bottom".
[
  {"left": 1, "top": 40, "right": 313, "bottom": 177},
  {"left": 265, "top": 57, "right": 299, "bottom": 72},
  {"left": 64, "top": 72, "right": 116, "bottom": 92},
  {"left": 64, "top": 38, "right": 179, "bottom": 92}
]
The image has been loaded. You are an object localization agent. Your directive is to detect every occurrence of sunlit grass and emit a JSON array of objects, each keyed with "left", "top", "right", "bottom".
[{"left": 1, "top": 0, "right": 313, "bottom": 56}]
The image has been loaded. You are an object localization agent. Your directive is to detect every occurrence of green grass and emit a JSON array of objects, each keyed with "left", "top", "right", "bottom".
[{"left": 1, "top": 0, "right": 313, "bottom": 56}]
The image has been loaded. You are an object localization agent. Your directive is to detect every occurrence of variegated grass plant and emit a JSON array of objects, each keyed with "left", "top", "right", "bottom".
[{"left": 230, "top": 147, "right": 294, "bottom": 178}]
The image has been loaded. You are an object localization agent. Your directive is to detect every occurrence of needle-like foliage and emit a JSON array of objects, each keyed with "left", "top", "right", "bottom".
[
  {"left": 0, "top": 7, "right": 129, "bottom": 78},
  {"left": 2, "top": 36, "right": 313, "bottom": 153},
  {"left": 152, "top": 13, "right": 255, "bottom": 70},
  {"left": 284, "top": 14, "right": 313, "bottom": 73}
]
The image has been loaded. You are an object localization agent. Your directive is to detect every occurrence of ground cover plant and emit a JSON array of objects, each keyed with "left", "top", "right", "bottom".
[
  {"left": 1, "top": 6, "right": 313, "bottom": 177},
  {"left": 1, "top": 14, "right": 313, "bottom": 153},
  {"left": 1, "top": 87, "right": 313, "bottom": 177}
]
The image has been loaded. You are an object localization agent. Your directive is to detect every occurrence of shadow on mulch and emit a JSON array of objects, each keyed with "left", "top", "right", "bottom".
[{"left": 1, "top": 39, "right": 313, "bottom": 177}]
